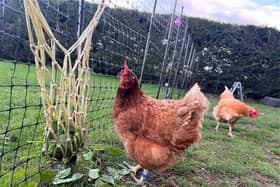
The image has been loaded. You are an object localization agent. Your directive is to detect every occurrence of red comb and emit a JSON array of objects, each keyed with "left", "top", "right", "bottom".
[
  {"left": 255, "top": 109, "right": 259, "bottom": 115},
  {"left": 124, "top": 60, "right": 128, "bottom": 72},
  {"left": 253, "top": 109, "right": 259, "bottom": 119}
]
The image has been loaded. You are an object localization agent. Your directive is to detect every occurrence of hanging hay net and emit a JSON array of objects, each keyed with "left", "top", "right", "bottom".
[{"left": 23, "top": 0, "right": 105, "bottom": 162}]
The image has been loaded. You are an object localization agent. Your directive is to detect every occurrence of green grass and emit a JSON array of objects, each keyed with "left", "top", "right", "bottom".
[{"left": 0, "top": 60, "right": 279, "bottom": 186}]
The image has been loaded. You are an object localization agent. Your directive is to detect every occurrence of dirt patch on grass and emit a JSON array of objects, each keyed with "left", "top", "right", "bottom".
[
  {"left": 197, "top": 170, "right": 219, "bottom": 182},
  {"left": 262, "top": 149, "right": 280, "bottom": 165},
  {"left": 45, "top": 161, "right": 64, "bottom": 171},
  {"left": 193, "top": 168, "right": 221, "bottom": 184},
  {"left": 250, "top": 173, "right": 278, "bottom": 185},
  {"left": 146, "top": 170, "right": 184, "bottom": 186},
  {"left": 241, "top": 123, "right": 258, "bottom": 130},
  {"left": 148, "top": 169, "right": 220, "bottom": 187}
]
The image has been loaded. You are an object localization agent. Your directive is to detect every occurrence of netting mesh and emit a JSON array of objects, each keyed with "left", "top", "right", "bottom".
[{"left": 0, "top": 61, "right": 45, "bottom": 186}]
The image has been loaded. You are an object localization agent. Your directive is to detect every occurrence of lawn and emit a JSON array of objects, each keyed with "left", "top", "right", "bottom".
[{"left": 0, "top": 60, "right": 279, "bottom": 187}]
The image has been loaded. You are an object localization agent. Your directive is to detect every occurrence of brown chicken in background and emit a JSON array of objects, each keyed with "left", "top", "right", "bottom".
[
  {"left": 112, "top": 61, "right": 209, "bottom": 185},
  {"left": 213, "top": 86, "right": 259, "bottom": 137}
]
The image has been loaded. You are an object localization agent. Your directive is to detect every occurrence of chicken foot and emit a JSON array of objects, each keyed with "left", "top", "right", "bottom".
[
  {"left": 130, "top": 169, "right": 149, "bottom": 186},
  {"left": 122, "top": 161, "right": 149, "bottom": 185},
  {"left": 122, "top": 161, "right": 142, "bottom": 175}
]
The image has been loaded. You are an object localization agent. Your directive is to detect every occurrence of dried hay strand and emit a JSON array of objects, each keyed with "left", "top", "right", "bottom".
[{"left": 23, "top": 0, "right": 105, "bottom": 161}]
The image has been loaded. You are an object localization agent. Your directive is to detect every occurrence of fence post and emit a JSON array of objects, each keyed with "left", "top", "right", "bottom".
[
  {"left": 170, "top": 16, "right": 188, "bottom": 98},
  {"left": 180, "top": 34, "right": 190, "bottom": 87},
  {"left": 139, "top": 0, "right": 157, "bottom": 86},
  {"left": 1, "top": 0, "right": 5, "bottom": 17},
  {"left": 182, "top": 41, "right": 193, "bottom": 88},
  {"left": 76, "top": 0, "right": 85, "bottom": 78},
  {"left": 156, "top": 0, "right": 177, "bottom": 99},
  {"left": 185, "top": 47, "right": 196, "bottom": 88},
  {"left": 77, "top": 0, "right": 85, "bottom": 39},
  {"left": 164, "top": 6, "right": 184, "bottom": 99}
]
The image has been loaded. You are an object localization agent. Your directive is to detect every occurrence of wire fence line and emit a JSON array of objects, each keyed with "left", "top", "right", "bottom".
[{"left": 0, "top": 0, "right": 198, "bottom": 185}]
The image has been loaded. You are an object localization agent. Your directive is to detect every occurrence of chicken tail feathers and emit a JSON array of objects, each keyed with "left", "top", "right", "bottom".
[
  {"left": 183, "top": 83, "right": 209, "bottom": 112},
  {"left": 172, "top": 83, "right": 209, "bottom": 151}
]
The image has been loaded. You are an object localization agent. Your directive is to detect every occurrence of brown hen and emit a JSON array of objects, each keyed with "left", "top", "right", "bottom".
[
  {"left": 213, "top": 86, "right": 259, "bottom": 137},
  {"left": 112, "top": 62, "right": 209, "bottom": 185}
]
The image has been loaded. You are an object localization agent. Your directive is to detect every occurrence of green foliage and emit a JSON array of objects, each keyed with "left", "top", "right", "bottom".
[
  {"left": 100, "top": 175, "right": 115, "bottom": 186},
  {"left": 1, "top": 0, "right": 279, "bottom": 98},
  {"left": 40, "top": 170, "right": 56, "bottom": 182},
  {"left": 0, "top": 168, "right": 40, "bottom": 187},
  {"left": 189, "top": 18, "right": 280, "bottom": 98},
  {"left": 0, "top": 61, "right": 279, "bottom": 186},
  {"left": 51, "top": 168, "right": 86, "bottom": 185}
]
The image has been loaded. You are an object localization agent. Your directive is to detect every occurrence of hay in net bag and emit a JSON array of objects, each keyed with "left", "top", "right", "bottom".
[{"left": 23, "top": 0, "right": 105, "bottom": 161}]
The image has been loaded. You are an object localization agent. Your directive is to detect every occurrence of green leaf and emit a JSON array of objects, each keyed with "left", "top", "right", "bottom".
[
  {"left": 71, "top": 173, "right": 84, "bottom": 181},
  {"left": 83, "top": 151, "right": 92, "bottom": 161},
  {"left": 89, "top": 168, "right": 100, "bottom": 180},
  {"left": 119, "top": 168, "right": 130, "bottom": 176},
  {"left": 55, "top": 168, "right": 71, "bottom": 179},
  {"left": 40, "top": 169, "right": 56, "bottom": 182},
  {"left": 101, "top": 175, "right": 115, "bottom": 185},
  {"left": 95, "top": 179, "right": 112, "bottom": 187},
  {"left": 107, "top": 146, "right": 123, "bottom": 156},
  {"left": 91, "top": 144, "right": 106, "bottom": 151},
  {"left": 107, "top": 167, "right": 120, "bottom": 179},
  {"left": 21, "top": 181, "right": 39, "bottom": 187},
  {"left": 52, "top": 173, "right": 84, "bottom": 185}
]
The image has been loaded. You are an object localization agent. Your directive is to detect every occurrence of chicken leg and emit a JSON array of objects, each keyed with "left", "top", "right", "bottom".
[
  {"left": 215, "top": 122, "right": 220, "bottom": 131},
  {"left": 227, "top": 125, "right": 233, "bottom": 137},
  {"left": 123, "top": 161, "right": 148, "bottom": 185},
  {"left": 130, "top": 169, "right": 149, "bottom": 186}
]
